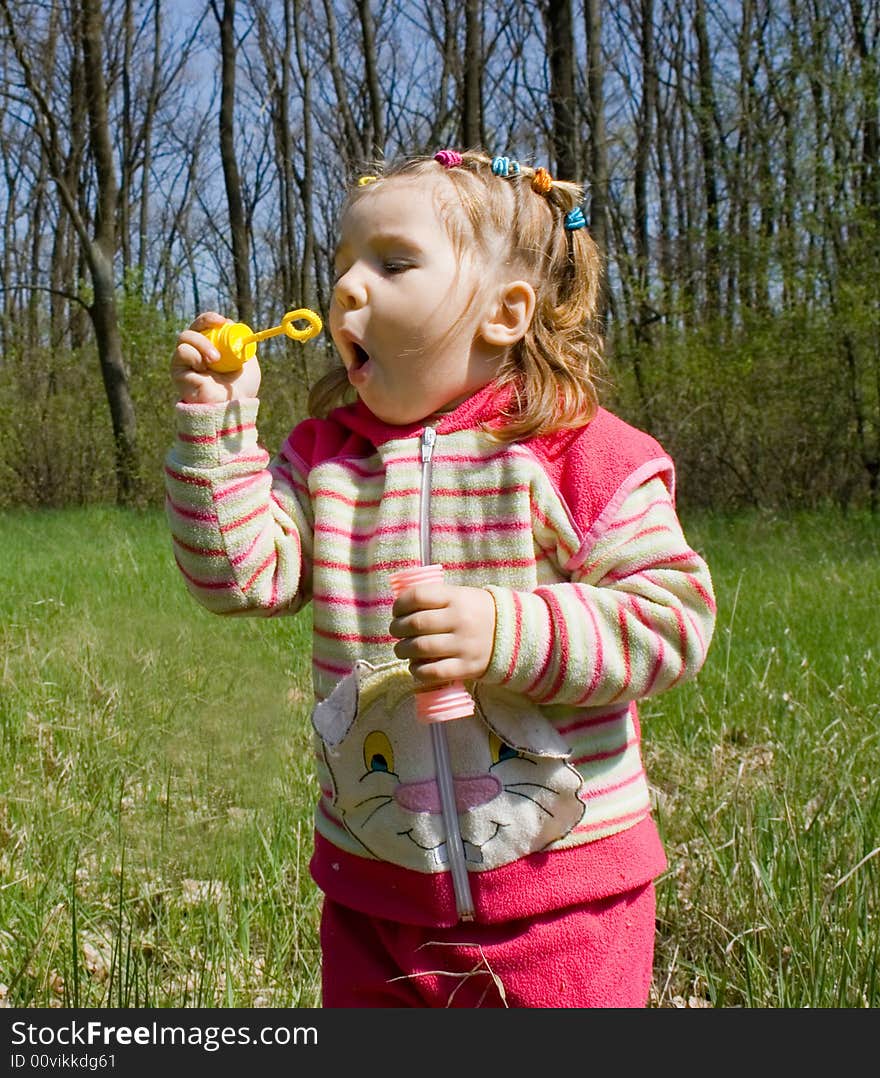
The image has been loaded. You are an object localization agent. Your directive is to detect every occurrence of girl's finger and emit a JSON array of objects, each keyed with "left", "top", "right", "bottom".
[
  {"left": 190, "top": 310, "right": 228, "bottom": 332},
  {"left": 393, "top": 632, "right": 457, "bottom": 662},
  {"left": 389, "top": 608, "right": 452, "bottom": 640},
  {"left": 390, "top": 584, "right": 450, "bottom": 619},
  {"left": 176, "top": 330, "right": 221, "bottom": 361},
  {"left": 408, "top": 657, "right": 466, "bottom": 685}
]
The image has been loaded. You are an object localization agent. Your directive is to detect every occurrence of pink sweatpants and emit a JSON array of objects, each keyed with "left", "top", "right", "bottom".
[{"left": 320, "top": 883, "right": 656, "bottom": 1008}]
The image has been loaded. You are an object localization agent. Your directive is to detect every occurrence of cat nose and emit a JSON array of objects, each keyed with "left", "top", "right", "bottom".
[{"left": 395, "top": 774, "right": 501, "bottom": 814}]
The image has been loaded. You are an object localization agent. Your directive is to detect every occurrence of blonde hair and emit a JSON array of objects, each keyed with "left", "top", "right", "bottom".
[{"left": 309, "top": 149, "right": 605, "bottom": 442}]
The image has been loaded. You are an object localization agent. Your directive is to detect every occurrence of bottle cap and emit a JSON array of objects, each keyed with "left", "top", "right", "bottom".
[
  {"left": 388, "top": 563, "right": 444, "bottom": 597},
  {"left": 413, "top": 684, "right": 475, "bottom": 723},
  {"left": 203, "top": 322, "right": 257, "bottom": 372}
]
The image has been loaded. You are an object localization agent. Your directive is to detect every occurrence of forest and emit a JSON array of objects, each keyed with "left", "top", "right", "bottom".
[{"left": 0, "top": 0, "right": 877, "bottom": 512}]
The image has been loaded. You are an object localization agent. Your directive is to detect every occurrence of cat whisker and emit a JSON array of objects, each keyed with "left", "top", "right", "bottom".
[
  {"left": 504, "top": 782, "right": 562, "bottom": 816},
  {"left": 353, "top": 794, "right": 393, "bottom": 826}
]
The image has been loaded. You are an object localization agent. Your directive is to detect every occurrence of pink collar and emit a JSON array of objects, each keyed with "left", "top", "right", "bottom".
[{"left": 327, "top": 381, "right": 516, "bottom": 448}]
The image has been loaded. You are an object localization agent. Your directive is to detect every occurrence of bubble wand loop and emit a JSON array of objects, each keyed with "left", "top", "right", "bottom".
[
  {"left": 204, "top": 308, "right": 323, "bottom": 372},
  {"left": 242, "top": 309, "right": 323, "bottom": 346}
]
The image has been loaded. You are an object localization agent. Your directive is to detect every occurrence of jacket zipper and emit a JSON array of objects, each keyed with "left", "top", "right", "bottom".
[
  {"left": 418, "top": 426, "right": 437, "bottom": 564},
  {"left": 419, "top": 425, "right": 475, "bottom": 922}
]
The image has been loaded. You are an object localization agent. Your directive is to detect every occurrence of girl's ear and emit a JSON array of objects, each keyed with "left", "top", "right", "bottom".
[{"left": 479, "top": 280, "right": 536, "bottom": 348}]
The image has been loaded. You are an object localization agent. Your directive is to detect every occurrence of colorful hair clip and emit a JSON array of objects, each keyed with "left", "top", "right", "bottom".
[
  {"left": 531, "top": 167, "right": 553, "bottom": 194},
  {"left": 434, "top": 149, "right": 463, "bottom": 168},
  {"left": 357, "top": 175, "right": 378, "bottom": 186},
  {"left": 491, "top": 155, "right": 520, "bottom": 177},
  {"left": 564, "top": 206, "right": 587, "bottom": 231}
]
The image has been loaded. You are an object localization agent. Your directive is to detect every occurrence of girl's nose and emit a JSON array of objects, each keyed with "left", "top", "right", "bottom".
[{"left": 333, "top": 267, "right": 367, "bottom": 311}]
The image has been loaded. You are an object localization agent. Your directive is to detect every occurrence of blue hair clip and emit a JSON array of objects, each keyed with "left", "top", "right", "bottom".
[
  {"left": 491, "top": 155, "right": 520, "bottom": 177},
  {"left": 564, "top": 206, "right": 587, "bottom": 231}
]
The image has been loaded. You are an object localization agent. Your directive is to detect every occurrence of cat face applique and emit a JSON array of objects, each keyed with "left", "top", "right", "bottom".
[{"left": 312, "top": 661, "right": 584, "bottom": 872}]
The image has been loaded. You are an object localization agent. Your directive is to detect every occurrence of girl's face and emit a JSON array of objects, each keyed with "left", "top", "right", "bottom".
[{"left": 329, "top": 176, "right": 502, "bottom": 425}]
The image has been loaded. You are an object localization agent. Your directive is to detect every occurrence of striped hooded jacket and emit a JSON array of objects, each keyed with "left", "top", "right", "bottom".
[{"left": 165, "top": 381, "right": 716, "bottom": 927}]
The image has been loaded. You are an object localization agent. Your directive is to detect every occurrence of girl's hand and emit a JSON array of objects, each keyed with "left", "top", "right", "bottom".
[
  {"left": 171, "top": 310, "right": 261, "bottom": 404},
  {"left": 389, "top": 583, "right": 496, "bottom": 686}
]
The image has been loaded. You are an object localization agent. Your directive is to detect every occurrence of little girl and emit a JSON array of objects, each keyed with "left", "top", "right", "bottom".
[{"left": 166, "top": 149, "right": 716, "bottom": 1008}]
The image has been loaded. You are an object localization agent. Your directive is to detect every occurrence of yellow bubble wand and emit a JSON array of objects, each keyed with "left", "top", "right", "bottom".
[{"left": 204, "top": 308, "right": 323, "bottom": 372}]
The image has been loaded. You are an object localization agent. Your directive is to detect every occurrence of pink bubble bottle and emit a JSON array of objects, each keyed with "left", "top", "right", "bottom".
[{"left": 388, "top": 564, "right": 475, "bottom": 722}]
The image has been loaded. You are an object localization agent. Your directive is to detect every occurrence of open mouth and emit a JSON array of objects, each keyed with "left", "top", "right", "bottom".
[{"left": 351, "top": 343, "right": 370, "bottom": 369}]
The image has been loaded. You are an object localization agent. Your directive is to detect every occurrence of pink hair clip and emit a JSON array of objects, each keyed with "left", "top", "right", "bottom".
[{"left": 434, "top": 149, "right": 463, "bottom": 169}]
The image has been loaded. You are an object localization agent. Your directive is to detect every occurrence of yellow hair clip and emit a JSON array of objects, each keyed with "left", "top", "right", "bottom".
[{"left": 357, "top": 175, "right": 378, "bottom": 187}]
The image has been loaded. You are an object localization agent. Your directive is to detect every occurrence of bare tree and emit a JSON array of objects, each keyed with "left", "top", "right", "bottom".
[
  {"left": 633, "top": 0, "right": 657, "bottom": 343},
  {"left": 0, "top": 0, "right": 876, "bottom": 511},
  {"left": 543, "top": 0, "right": 578, "bottom": 180},
  {"left": 319, "top": 0, "right": 365, "bottom": 165},
  {"left": 850, "top": 0, "right": 879, "bottom": 222},
  {"left": 693, "top": 0, "right": 721, "bottom": 319},
  {"left": 254, "top": 0, "right": 299, "bottom": 310},
  {"left": 357, "top": 0, "right": 386, "bottom": 158},
  {"left": 292, "top": 0, "right": 318, "bottom": 313},
  {"left": 424, "top": 2, "right": 461, "bottom": 148},
  {"left": 462, "top": 0, "right": 483, "bottom": 147},
  {"left": 841, "top": 0, "right": 879, "bottom": 507},
  {"left": 1, "top": 0, "right": 139, "bottom": 503},
  {"left": 210, "top": 0, "right": 253, "bottom": 324}
]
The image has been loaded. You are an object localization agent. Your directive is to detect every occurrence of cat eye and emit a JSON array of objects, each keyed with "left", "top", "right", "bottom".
[
  {"left": 489, "top": 731, "right": 520, "bottom": 765},
  {"left": 363, "top": 730, "right": 395, "bottom": 774}
]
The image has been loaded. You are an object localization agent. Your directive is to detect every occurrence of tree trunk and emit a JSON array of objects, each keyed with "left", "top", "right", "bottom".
[
  {"left": 671, "top": 5, "right": 696, "bottom": 325},
  {"left": 293, "top": 0, "right": 318, "bottom": 345},
  {"left": 212, "top": 0, "right": 253, "bottom": 325},
  {"left": 462, "top": 0, "right": 482, "bottom": 148},
  {"left": 850, "top": 0, "right": 879, "bottom": 222},
  {"left": 1, "top": 125, "right": 17, "bottom": 354},
  {"left": 88, "top": 244, "right": 138, "bottom": 503},
  {"left": 356, "top": 0, "right": 385, "bottom": 159},
  {"left": 694, "top": 0, "right": 721, "bottom": 320},
  {"left": 119, "top": 0, "right": 134, "bottom": 276},
  {"left": 654, "top": 54, "right": 674, "bottom": 321},
  {"left": 544, "top": 0, "right": 578, "bottom": 181},
  {"left": 81, "top": 0, "right": 139, "bottom": 504},
  {"left": 425, "top": 1, "right": 458, "bottom": 148},
  {"left": 27, "top": 169, "right": 45, "bottom": 350},
  {"left": 634, "top": 0, "right": 655, "bottom": 345},
  {"left": 255, "top": 0, "right": 296, "bottom": 307},
  {"left": 138, "top": 0, "right": 163, "bottom": 292},
  {"left": 585, "top": 0, "right": 609, "bottom": 325},
  {"left": 321, "top": 0, "right": 363, "bottom": 165},
  {"left": 846, "top": 0, "right": 879, "bottom": 509}
]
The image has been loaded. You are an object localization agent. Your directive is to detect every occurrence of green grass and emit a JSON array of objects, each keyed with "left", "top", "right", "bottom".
[
  {"left": 645, "top": 511, "right": 880, "bottom": 1007},
  {"left": 0, "top": 507, "right": 877, "bottom": 1008},
  {"left": 0, "top": 508, "right": 321, "bottom": 1007}
]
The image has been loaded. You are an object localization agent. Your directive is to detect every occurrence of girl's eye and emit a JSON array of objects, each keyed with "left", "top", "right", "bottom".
[{"left": 383, "top": 260, "right": 411, "bottom": 274}]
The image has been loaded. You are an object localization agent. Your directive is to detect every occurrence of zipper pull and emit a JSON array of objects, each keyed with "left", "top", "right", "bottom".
[{"left": 420, "top": 425, "right": 437, "bottom": 463}]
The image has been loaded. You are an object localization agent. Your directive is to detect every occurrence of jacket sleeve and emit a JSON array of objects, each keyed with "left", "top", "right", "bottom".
[
  {"left": 481, "top": 476, "right": 716, "bottom": 707},
  {"left": 163, "top": 399, "right": 313, "bottom": 616}
]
